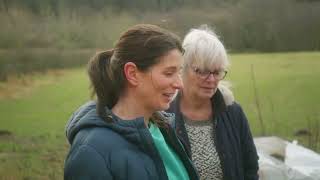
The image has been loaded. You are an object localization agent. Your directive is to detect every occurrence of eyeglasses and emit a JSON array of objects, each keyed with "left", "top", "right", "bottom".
[{"left": 191, "top": 66, "right": 227, "bottom": 80}]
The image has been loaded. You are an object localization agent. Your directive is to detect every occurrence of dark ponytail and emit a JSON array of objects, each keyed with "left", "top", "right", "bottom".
[{"left": 87, "top": 50, "right": 118, "bottom": 122}]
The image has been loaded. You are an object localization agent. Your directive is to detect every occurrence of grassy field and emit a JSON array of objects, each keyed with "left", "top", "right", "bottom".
[
  {"left": 0, "top": 52, "right": 319, "bottom": 179},
  {"left": 0, "top": 68, "right": 90, "bottom": 180},
  {"left": 229, "top": 52, "right": 320, "bottom": 140}
]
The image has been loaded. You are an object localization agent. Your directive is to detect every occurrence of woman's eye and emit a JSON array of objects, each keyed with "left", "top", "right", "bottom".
[
  {"left": 199, "top": 70, "right": 209, "bottom": 75},
  {"left": 164, "top": 72, "right": 174, "bottom": 76}
]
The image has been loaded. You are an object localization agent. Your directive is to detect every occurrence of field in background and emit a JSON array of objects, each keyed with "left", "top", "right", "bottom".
[
  {"left": 0, "top": 52, "right": 319, "bottom": 179},
  {"left": 229, "top": 52, "right": 320, "bottom": 145},
  {"left": 0, "top": 68, "right": 90, "bottom": 180}
]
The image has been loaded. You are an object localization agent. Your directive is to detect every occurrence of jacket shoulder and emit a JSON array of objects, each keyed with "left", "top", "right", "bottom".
[
  {"left": 223, "top": 102, "right": 249, "bottom": 128},
  {"left": 76, "top": 127, "right": 132, "bottom": 154},
  {"left": 64, "top": 143, "right": 112, "bottom": 179},
  {"left": 65, "top": 127, "right": 135, "bottom": 178},
  {"left": 226, "top": 102, "right": 244, "bottom": 114}
]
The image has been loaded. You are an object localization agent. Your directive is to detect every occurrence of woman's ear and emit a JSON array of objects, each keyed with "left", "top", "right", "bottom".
[{"left": 124, "top": 62, "right": 139, "bottom": 86}]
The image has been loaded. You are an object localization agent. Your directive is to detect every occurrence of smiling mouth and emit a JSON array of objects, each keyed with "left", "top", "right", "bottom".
[
  {"left": 201, "top": 87, "right": 214, "bottom": 90},
  {"left": 163, "top": 92, "right": 176, "bottom": 101}
]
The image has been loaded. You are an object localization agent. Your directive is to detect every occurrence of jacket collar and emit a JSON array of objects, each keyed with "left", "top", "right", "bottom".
[
  {"left": 172, "top": 88, "right": 230, "bottom": 116},
  {"left": 65, "top": 101, "right": 175, "bottom": 145},
  {"left": 212, "top": 88, "right": 227, "bottom": 115}
]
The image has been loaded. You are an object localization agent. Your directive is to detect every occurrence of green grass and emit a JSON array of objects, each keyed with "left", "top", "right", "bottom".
[
  {"left": 229, "top": 52, "right": 320, "bottom": 144},
  {"left": 0, "top": 68, "right": 90, "bottom": 180},
  {"left": 0, "top": 52, "right": 319, "bottom": 179}
]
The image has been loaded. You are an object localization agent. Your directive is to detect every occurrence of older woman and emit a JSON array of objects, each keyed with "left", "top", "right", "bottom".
[
  {"left": 167, "top": 26, "right": 259, "bottom": 180},
  {"left": 64, "top": 24, "right": 199, "bottom": 180}
]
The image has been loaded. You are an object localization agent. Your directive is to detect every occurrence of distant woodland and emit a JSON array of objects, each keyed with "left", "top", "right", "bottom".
[{"left": 1, "top": 0, "right": 320, "bottom": 52}]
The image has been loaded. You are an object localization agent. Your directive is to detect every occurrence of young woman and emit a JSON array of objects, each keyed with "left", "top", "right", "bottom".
[
  {"left": 64, "top": 24, "right": 199, "bottom": 180},
  {"left": 167, "top": 26, "right": 259, "bottom": 180}
]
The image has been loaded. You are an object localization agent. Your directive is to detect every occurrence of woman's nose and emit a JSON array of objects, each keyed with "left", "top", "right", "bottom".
[{"left": 173, "top": 75, "right": 184, "bottom": 89}]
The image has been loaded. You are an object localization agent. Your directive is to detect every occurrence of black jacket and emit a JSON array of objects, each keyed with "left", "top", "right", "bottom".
[{"left": 167, "top": 89, "right": 259, "bottom": 180}]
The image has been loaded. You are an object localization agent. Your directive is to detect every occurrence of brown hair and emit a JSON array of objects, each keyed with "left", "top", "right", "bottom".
[{"left": 87, "top": 24, "right": 183, "bottom": 123}]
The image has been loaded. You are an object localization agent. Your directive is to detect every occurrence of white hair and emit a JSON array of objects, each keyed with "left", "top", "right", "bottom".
[
  {"left": 182, "top": 25, "right": 230, "bottom": 71},
  {"left": 218, "top": 80, "right": 234, "bottom": 105},
  {"left": 183, "top": 25, "right": 234, "bottom": 105}
]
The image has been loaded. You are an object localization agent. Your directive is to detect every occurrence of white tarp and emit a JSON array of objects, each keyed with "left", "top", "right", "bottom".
[
  {"left": 254, "top": 136, "right": 320, "bottom": 180},
  {"left": 285, "top": 141, "right": 320, "bottom": 179}
]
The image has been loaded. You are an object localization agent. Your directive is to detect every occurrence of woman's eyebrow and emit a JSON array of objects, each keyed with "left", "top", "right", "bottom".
[{"left": 164, "top": 66, "right": 179, "bottom": 71}]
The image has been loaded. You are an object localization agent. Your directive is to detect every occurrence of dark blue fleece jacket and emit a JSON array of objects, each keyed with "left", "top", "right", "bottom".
[{"left": 64, "top": 101, "right": 199, "bottom": 180}]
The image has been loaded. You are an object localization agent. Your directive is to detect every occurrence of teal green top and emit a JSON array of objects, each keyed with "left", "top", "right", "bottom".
[{"left": 149, "top": 123, "right": 190, "bottom": 180}]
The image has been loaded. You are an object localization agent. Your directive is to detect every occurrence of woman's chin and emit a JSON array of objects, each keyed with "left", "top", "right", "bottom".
[
  {"left": 198, "top": 92, "right": 215, "bottom": 100},
  {"left": 157, "top": 102, "right": 170, "bottom": 111}
]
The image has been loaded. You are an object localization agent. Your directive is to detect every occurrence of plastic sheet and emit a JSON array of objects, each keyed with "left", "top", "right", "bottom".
[{"left": 254, "top": 137, "right": 320, "bottom": 180}]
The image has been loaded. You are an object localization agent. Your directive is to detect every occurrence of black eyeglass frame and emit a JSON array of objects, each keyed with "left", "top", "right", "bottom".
[{"left": 191, "top": 66, "right": 228, "bottom": 80}]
